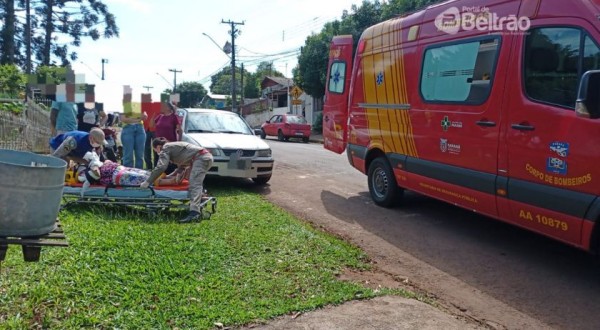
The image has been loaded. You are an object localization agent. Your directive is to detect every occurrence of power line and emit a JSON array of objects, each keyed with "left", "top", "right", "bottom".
[
  {"left": 79, "top": 61, "right": 102, "bottom": 80},
  {"left": 156, "top": 72, "right": 173, "bottom": 88}
]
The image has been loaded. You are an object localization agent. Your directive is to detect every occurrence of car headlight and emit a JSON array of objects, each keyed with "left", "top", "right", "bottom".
[
  {"left": 207, "top": 148, "right": 222, "bottom": 156},
  {"left": 257, "top": 149, "right": 272, "bottom": 157}
]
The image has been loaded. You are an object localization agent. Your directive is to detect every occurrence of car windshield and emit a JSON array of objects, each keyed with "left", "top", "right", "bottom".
[
  {"left": 286, "top": 115, "right": 308, "bottom": 124},
  {"left": 185, "top": 112, "right": 252, "bottom": 134}
]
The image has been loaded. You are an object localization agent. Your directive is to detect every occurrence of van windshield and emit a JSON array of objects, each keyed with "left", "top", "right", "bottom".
[{"left": 185, "top": 112, "right": 252, "bottom": 135}]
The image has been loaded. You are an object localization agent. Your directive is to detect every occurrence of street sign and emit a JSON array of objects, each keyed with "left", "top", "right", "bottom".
[
  {"left": 291, "top": 86, "right": 303, "bottom": 99},
  {"left": 292, "top": 99, "right": 303, "bottom": 105}
]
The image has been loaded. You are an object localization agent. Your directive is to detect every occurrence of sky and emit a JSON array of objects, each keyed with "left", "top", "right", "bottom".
[{"left": 69, "top": 0, "right": 362, "bottom": 112}]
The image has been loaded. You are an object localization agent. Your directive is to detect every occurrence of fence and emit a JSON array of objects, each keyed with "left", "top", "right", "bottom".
[{"left": 0, "top": 100, "right": 52, "bottom": 154}]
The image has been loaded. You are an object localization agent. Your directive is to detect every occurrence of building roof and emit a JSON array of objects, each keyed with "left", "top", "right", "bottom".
[
  {"left": 204, "top": 93, "right": 229, "bottom": 100},
  {"left": 261, "top": 76, "right": 293, "bottom": 94},
  {"left": 265, "top": 76, "right": 293, "bottom": 87},
  {"left": 241, "top": 98, "right": 260, "bottom": 105}
]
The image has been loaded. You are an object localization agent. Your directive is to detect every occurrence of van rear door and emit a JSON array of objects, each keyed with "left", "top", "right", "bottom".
[{"left": 323, "top": 35, "right": 353, "bottom": 154}]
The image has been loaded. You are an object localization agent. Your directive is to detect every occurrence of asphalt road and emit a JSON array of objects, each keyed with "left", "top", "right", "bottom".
[{"left": 243, "top": 138, "right": 600, "bottom": 330}]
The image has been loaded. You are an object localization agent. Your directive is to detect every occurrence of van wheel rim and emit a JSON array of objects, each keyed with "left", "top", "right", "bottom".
[{"left": 372, "top": 167, "right": 388, "bottom": 198}]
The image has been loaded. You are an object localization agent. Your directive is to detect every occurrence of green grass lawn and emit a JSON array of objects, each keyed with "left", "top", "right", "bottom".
[{"left": 0, "top": 186, "right": 412, "bottom": 329}]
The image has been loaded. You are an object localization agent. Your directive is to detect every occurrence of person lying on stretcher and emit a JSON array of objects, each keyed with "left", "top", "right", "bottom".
[{"left": 79, "top": 151, "right": 186, "bottom": 193}]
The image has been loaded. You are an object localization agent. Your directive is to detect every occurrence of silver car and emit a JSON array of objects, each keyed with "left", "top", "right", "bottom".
[{"left": 177, "top": 108, "right": 274, "bottom": 184}]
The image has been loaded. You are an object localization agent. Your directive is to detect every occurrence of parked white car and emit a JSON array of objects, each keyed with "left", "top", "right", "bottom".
[{"left": 177, "top": 108, "right": 274, "bottom": 184}]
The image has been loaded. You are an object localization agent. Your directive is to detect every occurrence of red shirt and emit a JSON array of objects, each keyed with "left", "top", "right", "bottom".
[
  {"left": 154, "top": 113, "right": 181, "bottom": 142},
  {"left": 142, "top": 102, "right": 161, "bottom": 132}
]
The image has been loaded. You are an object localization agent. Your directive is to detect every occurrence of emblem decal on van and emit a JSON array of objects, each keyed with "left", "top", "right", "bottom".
[
  {"left": 441, "top": 116, "right": 451, "bottom": 131},
  {"left": 440, "top": 138, "right": 448, "bottom": 152},
  {"left": 376, "top": 72, "right": 384, "bottom": 86},
  {"left": 549, "top": 142, "right": 569, "bottom": 157},
  {"left": 440, "top": 138, "right": 461, "bottom": 154},
  {"left": 547, "top": 157, "right": 567, "bottom": 175},
  {"left": 441, "top": 116, "right": 463, "bottom": 131}
]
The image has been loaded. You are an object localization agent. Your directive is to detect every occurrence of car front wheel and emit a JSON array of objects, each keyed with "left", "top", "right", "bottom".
[
  {"left": 277, "top": 130, "right": 285, "bottom": 141},
  {"left": 368, "top": 157, "right": 402, "bottom": 207},
  {"left": 260, "top": 129, "right": 266, "bottom": 139}
]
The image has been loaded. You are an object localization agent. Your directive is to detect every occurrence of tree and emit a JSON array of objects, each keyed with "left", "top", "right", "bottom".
[
  {"left": 382, "top": 0, "right": 440, "bottom": 20},
  {"left": 295, "top": 33, "right": 331, "bottom": 99},
  {"left": 0, "top": 0, "right": 17, "bottom": 65},
  {"left": 209, "top": 65, "right": 249, "bottom": 99},
  {"left": 243, "top": 71, "right": 260, "bottom": 99},
  {"left": 294, "top": 0, "right": 443, "bottom": 98},
  {"left": 210, "top": 67, "right": 234, "bottom": 95},
  {"left": 242, "top": 61, "right": 284, "bottom": 99},
  {"left": 32, "top": 0, "right": 119, "bottom": 65},
  {"left": 295, "top": 1, "right": 384, "bottom": 98},
  {"left": 0, "top": 64, "right": 25, "bottom": 97},
  {"left": 0, "top": 0, "right": 119, "bottom": 69},
  {"left": 175, "top": 81, "right": 208, "bottom": 108}
]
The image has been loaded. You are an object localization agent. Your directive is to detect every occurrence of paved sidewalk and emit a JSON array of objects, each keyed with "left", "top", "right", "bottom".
[
  {"left": 245, "top": 296, "right": 483, "bottom": 329},
  {"left": 309, "top": 133, "right": 323, "bottom": 144}
]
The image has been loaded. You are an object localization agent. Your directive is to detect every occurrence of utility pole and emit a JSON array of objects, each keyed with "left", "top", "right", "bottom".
[
  {"left": 240, "top": 63, "right": 244, "bottom": 110},
  {"left": 143, "top": 86, "right": 153, "bottom": 92},
  {"left": 101, "top": 58, "right": 108, "bottom": 80},
  {"left": 169, "top": 68, "right": 182, "bottom": 92},
  {"left": 222, "top": 19, "right": 244, "bottom": 113}
]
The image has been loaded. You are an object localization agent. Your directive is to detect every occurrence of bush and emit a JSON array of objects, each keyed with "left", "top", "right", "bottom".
[
  {"left": 0, "top": 64, "right": 25, "bottom": 97},
  {"left": 0, "top": 100, "right": 23, "bottom": 114},
  {"left": 313, "top": 112, "right": 323, "bottom": 134}
]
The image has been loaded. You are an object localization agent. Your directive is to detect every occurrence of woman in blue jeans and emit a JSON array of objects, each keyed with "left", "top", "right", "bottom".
[{"left": 120, "top": 112, "right": 147, "bottom": 169}]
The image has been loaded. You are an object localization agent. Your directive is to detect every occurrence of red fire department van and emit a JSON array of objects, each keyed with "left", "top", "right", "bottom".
[{"left": 323, "top": 0, "right": 600, "bottom": 252}]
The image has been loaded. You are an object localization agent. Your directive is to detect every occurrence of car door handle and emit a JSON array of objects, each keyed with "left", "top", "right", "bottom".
[
  {"left": 511, "top": 123, "right": 535, "bottom": 131},
  {"left": 476, "top": 120, "right": 496, "bottom": 127}
]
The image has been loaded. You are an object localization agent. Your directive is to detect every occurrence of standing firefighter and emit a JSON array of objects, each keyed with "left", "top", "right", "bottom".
[{"left": 140, "top": 137, "right": 213, "bottom": 223}]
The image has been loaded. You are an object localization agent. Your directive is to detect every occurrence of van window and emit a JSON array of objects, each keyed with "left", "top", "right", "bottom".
[
  {"left": 421, "top": 38, "right": 499, "bottom": 104},
  {"left": 524, "top": 27, "right": 600, "bottom": 108},
  {"left": 328, "top": 61, "right": 346, "bottom": 94}
]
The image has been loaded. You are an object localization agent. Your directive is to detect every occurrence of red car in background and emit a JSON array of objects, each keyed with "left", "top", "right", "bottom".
[{"left": 260, "top": 114, "right": 311, "bottom": 143}]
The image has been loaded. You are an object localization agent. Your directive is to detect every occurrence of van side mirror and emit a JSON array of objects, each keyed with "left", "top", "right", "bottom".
[{"left": 576, "top": 70, "right": 600, "bottom": 119}]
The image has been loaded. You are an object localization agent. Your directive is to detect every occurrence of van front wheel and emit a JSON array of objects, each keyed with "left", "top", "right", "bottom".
[{"left": 368, "top": 157, "right": 401, "bottom": 207}]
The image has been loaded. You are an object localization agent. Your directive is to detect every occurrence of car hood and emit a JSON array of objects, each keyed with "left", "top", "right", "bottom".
[{"left": 184, "top": 133, "right": 270, "bottom": 150}]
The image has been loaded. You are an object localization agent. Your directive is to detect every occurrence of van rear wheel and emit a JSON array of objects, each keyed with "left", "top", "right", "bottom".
[{"left": 368, "top": 157, "right": 401, "bottom": 207}]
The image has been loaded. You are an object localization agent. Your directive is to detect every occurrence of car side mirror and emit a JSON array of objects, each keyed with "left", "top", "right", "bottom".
[
  {"left": 576, "top": 70, "right": 600, "bottom": 119},
  {"left": 265, "top": 120, "right": 270, "bottom": 123}
]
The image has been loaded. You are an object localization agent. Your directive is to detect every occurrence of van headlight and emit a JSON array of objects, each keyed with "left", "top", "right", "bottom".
[{"left": 257, "top": 149, "right": 272, "bottom": 157}]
